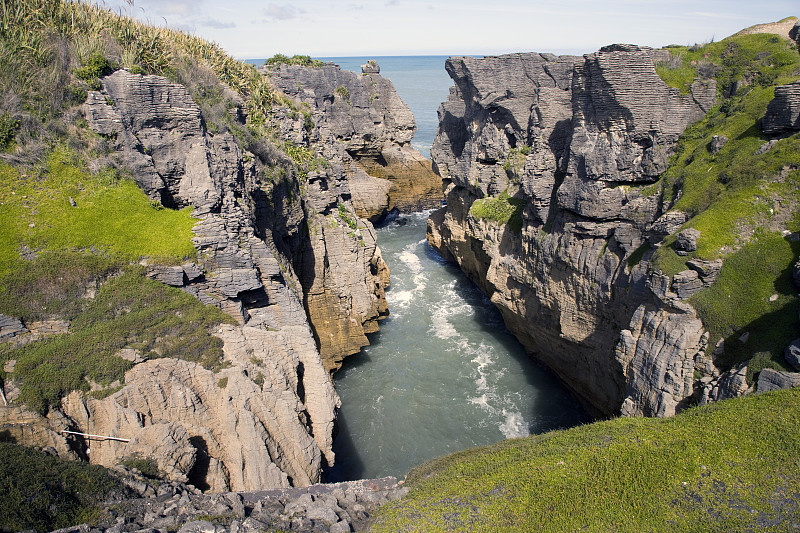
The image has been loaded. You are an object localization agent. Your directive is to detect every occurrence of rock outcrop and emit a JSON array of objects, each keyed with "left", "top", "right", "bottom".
[
  {"left": 762, "top": 80, "right": 800, "bottom": 135},
  {"left": 1, "top": 63, "right": 413, "bottom": 490},
  {"left": 264, "top": 62, "right": 442, "bottom": 220},
  {"left": 428, "top": 49, "right": 718, "bottom": 417}
]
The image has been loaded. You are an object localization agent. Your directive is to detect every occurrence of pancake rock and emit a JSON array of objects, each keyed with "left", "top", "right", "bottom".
[
  {"left": 428, "top": 49, "right": 718, "bottom": 417},
  {"left": 264, "top": 61, "right": 442, "bottom": 220},
  {"left": 1, "top": 66, "right": 397, "bottom": 489}
]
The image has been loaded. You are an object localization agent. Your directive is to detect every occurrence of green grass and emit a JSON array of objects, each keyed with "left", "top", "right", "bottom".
[
  {"left": 689, "top": 230, "right": 800, "bottom": 376},
  {"left": 264, "top": 54, "right": 324, "bottom": 68},
  {"left": 372, "top": 388, "right": 800, "bottom": 532},
  {"left": 0, "top": 266, "right": 234, "bottom": 414},
  {"left": 0, "top": 442, "right": 127, "bottom": 532},
  {"left": 469, "top": 190, "right": 525, "bottom": 234},
  {"left": 644, "top": 31, "right": 800, "bottom": 377},
  {"left": 0, "top": 146, "right": 198, "bottom": 279},
  {"left": 655, "top": 33, "right": 800, "bottom": 97}
]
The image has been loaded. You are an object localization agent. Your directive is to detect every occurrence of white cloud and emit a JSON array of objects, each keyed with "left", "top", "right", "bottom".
[
  {"left": 264, "top": 3, "right": 306, "bottom": 20},
  {"left": 201, "top": 19, "right": 237, "bottom": 29}
]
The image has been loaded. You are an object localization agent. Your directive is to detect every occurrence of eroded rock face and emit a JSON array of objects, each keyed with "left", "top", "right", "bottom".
[
  {"left": 428, "top": 49, "right": 718, "bottom": 417},
  {"left": 762, "top": 81, "right": 800, "bottom": 135},
  {"left": 264, "top": 62, "right": 442, "bottom": 219},
  {"left": 62, "top": 323, "right": 338, "bottom": 492},
  {"left": 1, "top": 66, "right": 400, "bottom": 490}
]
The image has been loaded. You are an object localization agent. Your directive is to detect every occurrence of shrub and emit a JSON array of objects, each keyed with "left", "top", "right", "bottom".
[
  {"left": 0, "top": 114, "right": 20, "bottom": 150},
  {"left": 0, "top": 442, "right": 126, "bottom": 532},
  {"left": 265, "top": 54, "right": 323, "bottom": 68},
  {"left": 334, "top": 85, "right": 350, "bottom": 102},
  {"left": 469, "top": 190, "right": 525, "bottom": 234}
]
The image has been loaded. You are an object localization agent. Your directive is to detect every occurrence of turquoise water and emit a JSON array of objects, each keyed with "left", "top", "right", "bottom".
[{"left": 324, "top": 213, "right": 588, "bottom": 482}]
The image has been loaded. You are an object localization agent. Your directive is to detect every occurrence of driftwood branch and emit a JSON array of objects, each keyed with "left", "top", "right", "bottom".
[{"left": 60, "top": 430, "right": 130, "bottom": 442}]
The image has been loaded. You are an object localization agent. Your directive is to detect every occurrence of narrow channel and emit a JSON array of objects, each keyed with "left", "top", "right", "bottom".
[
  {"left": 324, "top": 213, "right": 589, "bottom": 482},
  {"left": 322, "top": 56, "right": 588, "bottom": 482}
]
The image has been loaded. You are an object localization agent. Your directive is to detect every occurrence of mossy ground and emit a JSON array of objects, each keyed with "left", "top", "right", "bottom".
[
  {"left": 469, "top": 190, "right": 525, "bottom": 234},
  {"left": 0, "top": 145, "right": 198, "bottom": 279},
  {"left": 372, "top": 388, "right": 800, "bottom": 532}
]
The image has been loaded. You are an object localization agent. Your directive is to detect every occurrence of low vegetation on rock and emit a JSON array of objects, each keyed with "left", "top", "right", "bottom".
[
  {"left": 650, "top": 30, "right": 800, "bottom": 379},
  {"left": 0, "top": 442, "right": 129, "bottom": 532}
]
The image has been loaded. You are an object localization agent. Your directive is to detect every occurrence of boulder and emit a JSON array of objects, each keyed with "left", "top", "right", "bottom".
[
  {"left": 709, "top": 134, "right": 728, "bottom": 154},
  {"left": 675, "top": 228, "right": 700, "bottom": 256},
  {"left": 785, "top": 338, "right": 800, "bottom": 371},
  {"left": 757, "top": 368, "right": 800, "bottom": 392},
  {"left": 672, "top": 270, "right": 703, "bottom": 299},
  {"left": 762, "top": 81, "right": 800, "bottom": 135}
]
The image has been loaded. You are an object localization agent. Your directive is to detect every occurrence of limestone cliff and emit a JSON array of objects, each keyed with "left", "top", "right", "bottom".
[
  {"left": 264, "top": 61, "right": 442, "bottom": 220},
  {"left": 426, "top": 44, "right": 796, "bottom": 418},
  {"left": 0, "top": 63, "right": 405, "bottom": 490}
]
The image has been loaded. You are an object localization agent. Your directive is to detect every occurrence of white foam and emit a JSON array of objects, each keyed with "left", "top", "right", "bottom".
[
  {"left": 398, "top": 248, "right": 423, "bottom": 275},
  {"left": 430, "top": 312, "right": 458, "bottom": 339},
  {"left": 388, "top": 290, "right": 414, "bottom": 308},
  {"left": 499, "top": 410, "right": 529, "bottom": 439},
  {"left": 469, "top": 394, "right": 491, "bottom": 411}
]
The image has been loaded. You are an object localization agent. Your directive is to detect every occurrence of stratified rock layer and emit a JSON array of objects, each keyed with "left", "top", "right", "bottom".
[
  {"left": 265, "top": 62, "right": 443, "bottom": 219},
  {"left": 428, "top": 49, "right": 717, "bottom": 417},
  {"left": 762, "top": 81, "right": 800, "bottom": 135},
  {"left": 1, "top": 66, "right": 403, "bottom": 490}
]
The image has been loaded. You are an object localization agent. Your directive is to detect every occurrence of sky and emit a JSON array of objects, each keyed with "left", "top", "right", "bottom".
[{"left": 97, "top": 0, "right": 798, "bottom": 59}]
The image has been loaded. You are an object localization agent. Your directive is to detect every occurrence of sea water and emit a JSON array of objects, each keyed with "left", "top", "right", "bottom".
[
  {"left": 323, "top": 215, "right": 588, "bottom": 482},
  {"left": 248, "top": 55, "right": 589, "bottom": 481}
]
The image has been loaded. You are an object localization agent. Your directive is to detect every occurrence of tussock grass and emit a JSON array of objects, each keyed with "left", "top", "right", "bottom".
[{"left": 372, "top": 388, "right": 800, "bottom": 532}]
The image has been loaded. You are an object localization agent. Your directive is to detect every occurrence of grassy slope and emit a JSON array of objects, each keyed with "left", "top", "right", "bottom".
[
  {"left": 648, "top": 32, "right": 800, "bottom": 378},
  {"left": 0, "top": 2, "right": 254, "bottom": 415},
  {"left": 372, "top": 388, "right": 800, "bottom": 532}
]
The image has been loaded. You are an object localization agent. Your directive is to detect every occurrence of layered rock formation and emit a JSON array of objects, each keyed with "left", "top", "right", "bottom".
[
  {"left": 762, "top": 80, "right": 800, "bottom": 134},
  {"left": 428, "top": 49, "right": 719, "bottom": 417},
  {"left": 1, "top": 63, "right": 425, "bottom": 490},
  {"left": 264, "top": 61, "right": 442, "bottom": 220}
]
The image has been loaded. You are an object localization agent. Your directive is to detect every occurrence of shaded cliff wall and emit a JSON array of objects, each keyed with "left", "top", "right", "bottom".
[{"left": 428, "top": 49, "right": 718, "bottom": 417}]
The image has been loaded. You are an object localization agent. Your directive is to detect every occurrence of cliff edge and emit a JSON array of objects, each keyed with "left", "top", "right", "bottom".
[{"left": 428, "top": 27, "right": 800, "bottom": 417}]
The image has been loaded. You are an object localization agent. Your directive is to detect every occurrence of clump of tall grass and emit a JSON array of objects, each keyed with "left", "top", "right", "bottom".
[{"left": 0, "top": 0, "right": 279, "bottom": 161}]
